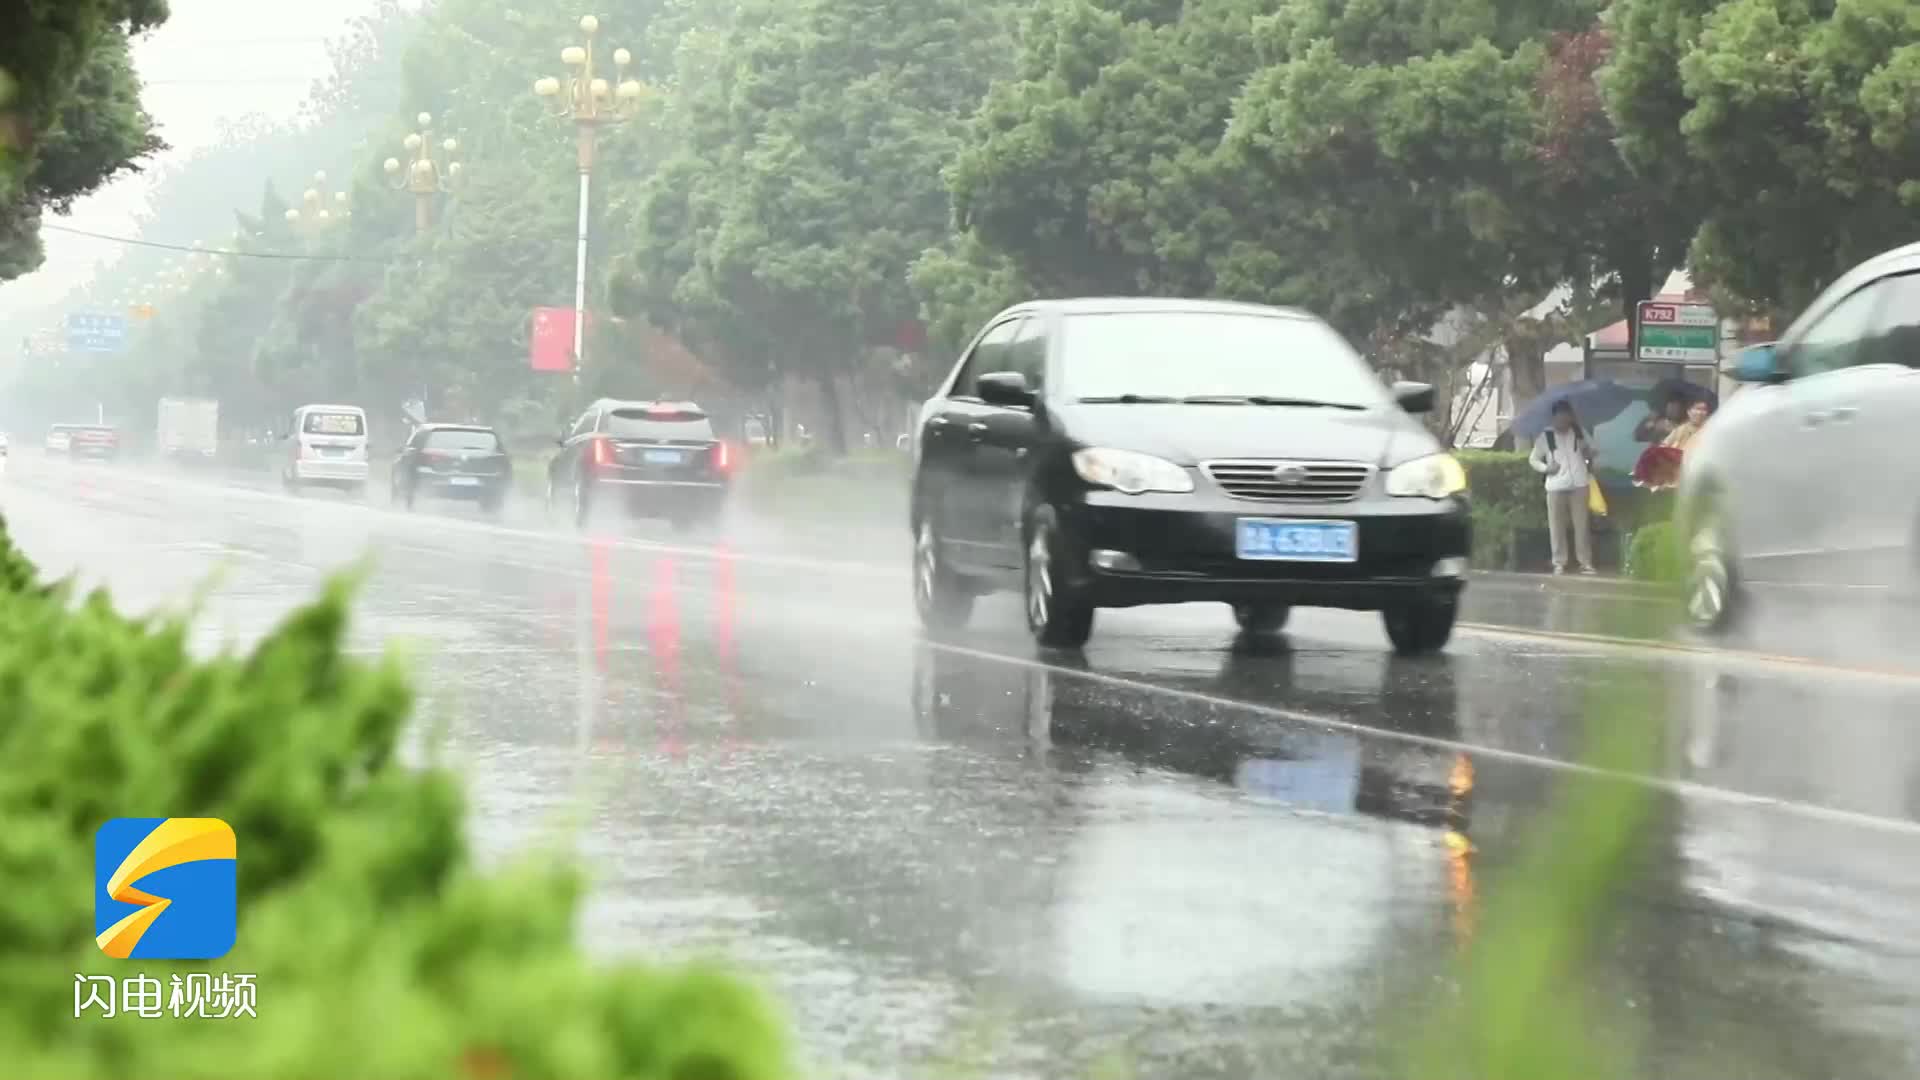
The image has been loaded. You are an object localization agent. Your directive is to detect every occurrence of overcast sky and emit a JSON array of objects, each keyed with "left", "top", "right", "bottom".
[{"left": 0, "top": 0, "right": 384, "bottom": 329}]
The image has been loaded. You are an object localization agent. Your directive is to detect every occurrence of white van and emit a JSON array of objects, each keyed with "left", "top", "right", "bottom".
[{"left": 280, "top": 404, "right": 370, "bottom": 495}]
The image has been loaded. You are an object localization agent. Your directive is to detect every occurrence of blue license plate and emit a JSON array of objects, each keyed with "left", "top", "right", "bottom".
[
  {"left": 1235, "top": 518, "right": 1357, "bottom": 562},
  {"left": 449, "top": 476, "right": 481, "bottom": 486},
  {"left": 643, "top": 449, "right": 684, "bottom": 465}
]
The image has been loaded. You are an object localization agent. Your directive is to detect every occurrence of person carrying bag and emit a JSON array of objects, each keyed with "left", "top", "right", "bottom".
[{"left": 1529, "top": 400, "right": 1599, "bottom": 575}]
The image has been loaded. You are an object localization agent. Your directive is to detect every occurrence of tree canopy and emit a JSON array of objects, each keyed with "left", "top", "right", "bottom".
[
  {"left": 1605, "top": 0, "right": 1920, "bottom": 310},
  {"left": 9, "top": 0, "right": 1915, "bottom": 443},
  {"left": 0, "top": 0, "right": 170, "bottom": 280}
]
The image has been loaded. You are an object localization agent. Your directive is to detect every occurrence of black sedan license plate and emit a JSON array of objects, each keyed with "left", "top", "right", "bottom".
[{"left": 1235, "top": 518, "right": 1357, "bottom": 562}]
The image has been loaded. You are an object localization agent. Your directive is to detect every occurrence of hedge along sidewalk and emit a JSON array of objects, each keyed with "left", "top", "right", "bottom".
[{"left": 0, "top": 514, "right": 792, "bottom": 1080}]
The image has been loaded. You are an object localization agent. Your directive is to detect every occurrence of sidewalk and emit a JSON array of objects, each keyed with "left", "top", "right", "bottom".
[{"left": 1472, "top": 569, "right": 1672, "bottom": 596}]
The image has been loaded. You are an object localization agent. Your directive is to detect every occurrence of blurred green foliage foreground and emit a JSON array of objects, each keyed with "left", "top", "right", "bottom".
[{"left": 0, "top": 514, "right": 790, "bottom": 1080}]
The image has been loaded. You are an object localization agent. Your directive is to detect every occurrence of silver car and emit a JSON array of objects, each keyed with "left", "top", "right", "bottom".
[{"left": 1678, "top": 241, "right": 1920, "bottom": 630}]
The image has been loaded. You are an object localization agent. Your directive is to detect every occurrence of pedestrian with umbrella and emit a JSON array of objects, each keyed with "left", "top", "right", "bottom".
[{"left": 1505, "top": 379, "right": 1641, "bottom": 447}]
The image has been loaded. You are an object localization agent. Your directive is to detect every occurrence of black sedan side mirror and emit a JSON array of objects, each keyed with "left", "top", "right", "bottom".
[
  {"left": 1392, "top": 381, "right": 1436, "bottom": 414},
  {"left": 977, "top": 371, "right": 1035, "bottom": 408}
]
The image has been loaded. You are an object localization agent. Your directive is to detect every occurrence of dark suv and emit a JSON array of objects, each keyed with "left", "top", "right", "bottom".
[
  {"left": 909, "top": 298, "right": 1471, "bottom": 653},
  {"left": 391, "top": 424, "right": 512, "bottom": 513},
  {"left": 546, "top": 399, "right": 734, "bottom": 530}
]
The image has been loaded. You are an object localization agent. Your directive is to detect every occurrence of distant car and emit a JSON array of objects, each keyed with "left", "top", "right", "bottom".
[
  {"left": 1677, "top": 242, "right": 1920, "bottom": 631},
  {"left": 390, "top": 424, "right": 511, "bottom": 514},
  {"left": 0, "top": 432, "right": 9, "bottom": 469},
  {"left": 278, "top": 404, "right": 370, "bottom": 496},
  {"left": 546, "top": 399, "right": 736, "bottom": 530},
  {"left": 909, "top": 298, "right": 1471, "bottom": 653},
  {"left": 59, "top": 424, "right": 120, "bottom": 461}
]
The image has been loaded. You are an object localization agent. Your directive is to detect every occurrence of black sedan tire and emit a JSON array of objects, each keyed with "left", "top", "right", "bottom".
[
  {"left": 913, "top": 518, "right": 974, "bottom": 631},
  {"left": 1232, "top": 602, "right": 1291, "bottom": 635},
  {"left": 1382, "top": 594, "right": 1456, "bottom": 655},
  {"left": 1025, "top": 507, "right": 1095, "bottom": 648},
  {"left": 572, "top": 476, "right": 593, "bottom": 531}
]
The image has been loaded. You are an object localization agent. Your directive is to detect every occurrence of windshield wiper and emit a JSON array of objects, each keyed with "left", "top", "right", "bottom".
[
  {"left": 1076, "top": 393, "right": 1178, "bottom": 404},
  {"left": 1179, "top": 394, "right": 1366, "bottom": 410}
]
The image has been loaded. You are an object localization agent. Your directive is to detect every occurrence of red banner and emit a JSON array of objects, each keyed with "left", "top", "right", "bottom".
[{"left": 530, "top": 307, "right": 575, "bottom": 373}]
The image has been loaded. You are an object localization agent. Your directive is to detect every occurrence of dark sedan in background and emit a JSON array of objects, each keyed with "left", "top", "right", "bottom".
[
  {"left": 391, "top": 424, "right": 512, "bottom": 513},
  {"left": 546, "top": 399, "right": 735, "bottom": 531},
  {"left": 909, "top": 298, "right": 1470, "bottom": 653}
]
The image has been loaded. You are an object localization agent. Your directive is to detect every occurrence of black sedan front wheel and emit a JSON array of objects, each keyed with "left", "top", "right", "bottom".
[
  {"left": 1025, "top": 508, "right": 1094, "bottom": 648},
  {"left": 1232, "top": 602, "right": 1291, "bottom": 636},
  {"left": 1382, "top": 594, "right": 1456, "bottom": 655}
]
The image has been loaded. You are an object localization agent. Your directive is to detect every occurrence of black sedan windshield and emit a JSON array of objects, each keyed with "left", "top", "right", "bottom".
[
  {"left": 1060, "top": 312, "right": 1390, "bottom": 408},
  {"left": 422, "top": 429, "right": 500, "bottom": 452}
]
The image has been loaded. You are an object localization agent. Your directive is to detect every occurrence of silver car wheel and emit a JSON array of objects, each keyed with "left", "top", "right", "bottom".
[{"left": 1687, "top": 521, "right": 1729, "bottom": 627}]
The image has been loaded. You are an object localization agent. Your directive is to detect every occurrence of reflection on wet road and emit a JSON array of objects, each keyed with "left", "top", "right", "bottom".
[{"left": 4, "top": 458, "right": 1918, "bottom": 1079}]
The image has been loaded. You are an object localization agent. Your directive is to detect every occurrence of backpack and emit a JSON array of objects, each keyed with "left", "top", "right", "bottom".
[{"left": 1544, "top": 428, "right": 1584, "bottom": 454}]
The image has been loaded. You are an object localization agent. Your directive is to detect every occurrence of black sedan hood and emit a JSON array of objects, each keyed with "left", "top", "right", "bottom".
[{"left": 1049, "top": 401, "right": 1439, "bottom": 467}]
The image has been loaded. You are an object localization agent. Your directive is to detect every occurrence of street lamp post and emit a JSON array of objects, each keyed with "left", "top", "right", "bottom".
[
  {"left": 384, "top": 113, "right": 462, "bottom": 233},
  {"left": 534, "top": 15, "right": 646, "bottom": 384},
  {"left": 285, "top": 170, "right": 351, "bottom": 232}
]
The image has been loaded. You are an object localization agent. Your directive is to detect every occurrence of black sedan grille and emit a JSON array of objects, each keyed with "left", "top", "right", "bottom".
[{"left": 1202, "top": 460, "right": 1372, "bottom": 503}]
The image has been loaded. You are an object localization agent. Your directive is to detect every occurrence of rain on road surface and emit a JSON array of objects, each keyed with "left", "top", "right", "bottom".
[{"left": 5, "top": 456, "right": 1919, "bottom": 1079}]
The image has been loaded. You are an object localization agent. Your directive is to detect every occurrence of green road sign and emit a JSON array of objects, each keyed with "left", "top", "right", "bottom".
[{"left": 1635, "top": 301, "right": 1719, "bottom": 364}]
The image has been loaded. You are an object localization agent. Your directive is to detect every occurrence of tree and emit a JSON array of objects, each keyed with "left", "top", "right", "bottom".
[
  {"left": 621, "top": 0, "right": 1020, "bottom": 452},
  {"left": 940, "top": 0, "right": 1280, "bottom": 302},
  {"left": 933, "top": 0, "right": 1674, "bottom": 397},
  {"left": 0, "top": 0, "right": 169, "bottom": 279},
  {"left": 1603, "top": 0, "right": 1920, "bottom": 311}
]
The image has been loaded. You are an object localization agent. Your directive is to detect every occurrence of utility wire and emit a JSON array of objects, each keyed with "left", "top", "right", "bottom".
[{"left": 38, "top": 224, "right": 394, "bottom": 263}]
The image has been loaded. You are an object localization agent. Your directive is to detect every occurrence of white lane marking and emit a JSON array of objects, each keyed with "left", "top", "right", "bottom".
[
  {"left": 915, "top": 637, "right": 1920, "bottom": 840},
  {"left": 35, "top": 465, "right": 897, "bottom": 577},
  {"left": 334, "top": 624, "right": 1920, "bottom": 840},
  {"left": 28, "top": 460, "right": 1920, "bottom": 764},
  {"left": 36, "top": 462, "right": 1920, "bottom": 687}
]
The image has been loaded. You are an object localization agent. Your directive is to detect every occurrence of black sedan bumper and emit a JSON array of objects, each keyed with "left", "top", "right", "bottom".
[
  {"left": 588, "top": 476, "right": 727, "bottom": 519},
  {"left": 1057, "top": 490, "right": 1470, "bottom": 611},
  {"left": 409, "top": 471, "right": 509, "bottom": 500}
]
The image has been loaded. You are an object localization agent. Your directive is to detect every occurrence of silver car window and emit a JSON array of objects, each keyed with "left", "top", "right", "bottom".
[
  {"left": 1789, "top": 283, "right": 1887, "bottom": 378},
  {"left": 1868, "top": 272, "right": 1920, "bottom": 370}
]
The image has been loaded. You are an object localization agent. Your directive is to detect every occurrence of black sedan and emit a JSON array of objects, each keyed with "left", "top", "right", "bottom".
[
  {"left": 909, "top": 298, "right": 1471, "bottom": 653},
  {"left": 545, "top": 399, "right": 734, "bottom": 531},
  {"left": 390, "top": 424, "right": 512, "bottom": 513}
]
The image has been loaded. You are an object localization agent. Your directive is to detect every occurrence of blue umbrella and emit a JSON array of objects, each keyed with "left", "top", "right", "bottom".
[{"left": 1506, "top": 379, "right": 1641, "bottom": 443}]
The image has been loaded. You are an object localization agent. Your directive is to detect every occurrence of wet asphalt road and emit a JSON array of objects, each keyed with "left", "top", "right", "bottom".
[{"left": 5, "top": 454, "right": 1920, "bottom": 1079}]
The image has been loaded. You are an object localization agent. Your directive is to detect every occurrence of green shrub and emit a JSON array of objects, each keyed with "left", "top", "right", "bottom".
[
  {"left": 1624, "top": 520, "right": 1684, "bottom": 583},
  {"left": 735, "top": 446, "right": 909, "bottom": 525},
  {"left": 0, "top": 515, "right": 790, "bottom": 1080},
  {"left": 1458, "top": 451, "right": 1546, "bottom": 569}
]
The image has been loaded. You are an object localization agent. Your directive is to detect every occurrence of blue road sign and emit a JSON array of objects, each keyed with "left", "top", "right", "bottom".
[{"left": 66, "top": 312, "right": 128, "bottom": 354}]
